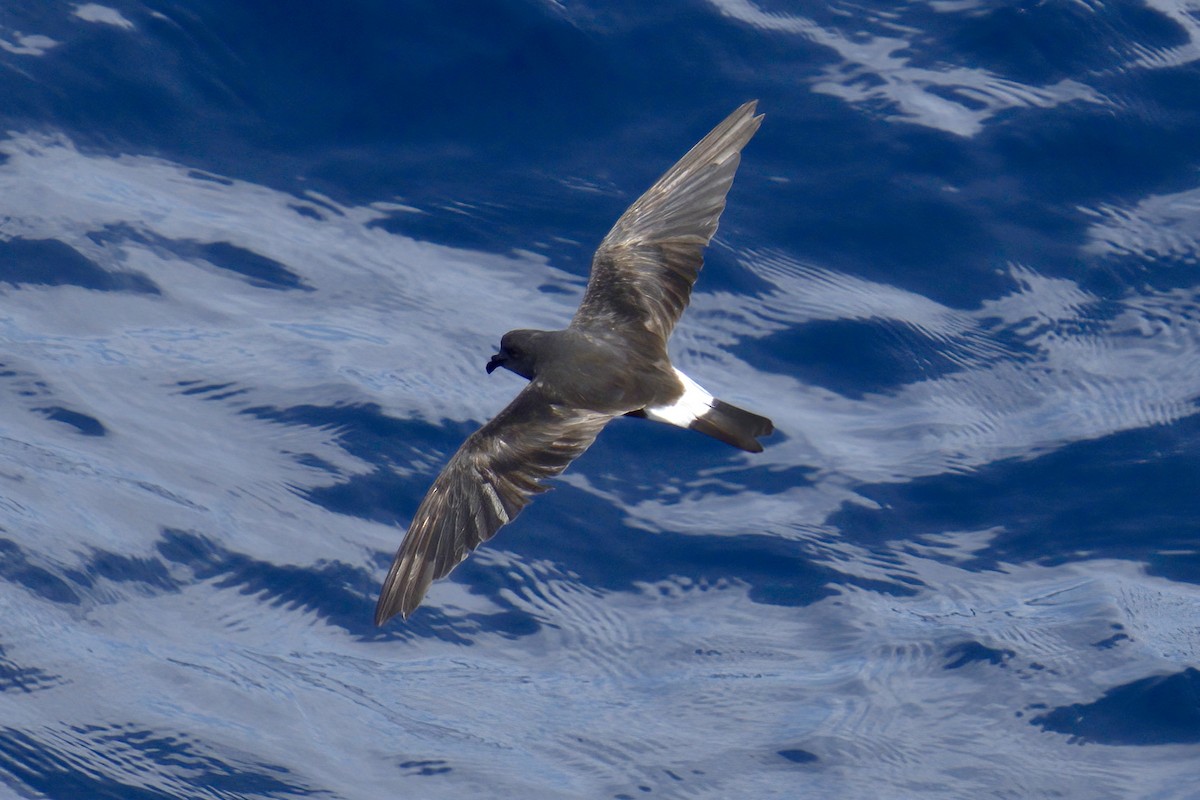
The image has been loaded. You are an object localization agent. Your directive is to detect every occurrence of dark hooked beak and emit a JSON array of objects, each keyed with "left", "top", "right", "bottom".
[{"left": 485, "top": 352, "right": 505, "bottom": 374}]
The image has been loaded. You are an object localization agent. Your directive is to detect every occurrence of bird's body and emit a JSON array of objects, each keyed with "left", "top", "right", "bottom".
[
  {"left": 375, "top": 101, "right": 773, "bottom": 625},
  {"left": 492, "top": 327, "right": 675, "bottom": 413}
]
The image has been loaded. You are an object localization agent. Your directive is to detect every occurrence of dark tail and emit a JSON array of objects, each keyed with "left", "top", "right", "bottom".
[{"left": 687, "top": 399, "right": 774, "bottom": 453}]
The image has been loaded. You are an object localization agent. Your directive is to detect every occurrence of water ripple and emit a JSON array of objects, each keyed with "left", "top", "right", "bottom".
[{"left": 707, "top": 0, "right": 1104, "bottom": 136}]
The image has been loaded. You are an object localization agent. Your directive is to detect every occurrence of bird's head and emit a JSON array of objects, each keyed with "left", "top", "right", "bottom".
[{"left": 486, "top": 329, "right": 542, "bottom": 380}]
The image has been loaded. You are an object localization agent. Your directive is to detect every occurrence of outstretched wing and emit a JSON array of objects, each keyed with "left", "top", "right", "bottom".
[
  {"left": 571, "top": 101, "right": 763, "bottom": 341},
  {"left": 374, "top": 383, "right": 613, "bottom": 624}
]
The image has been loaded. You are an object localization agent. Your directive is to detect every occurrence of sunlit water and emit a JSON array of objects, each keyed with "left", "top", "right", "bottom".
[{"left": 2, "top": 2, "right": 1200, "bottom": 798}]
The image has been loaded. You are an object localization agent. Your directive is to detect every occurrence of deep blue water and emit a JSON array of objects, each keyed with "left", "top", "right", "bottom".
[{"left": 2, "top": 1, "right": 1200, "bottom": 797}]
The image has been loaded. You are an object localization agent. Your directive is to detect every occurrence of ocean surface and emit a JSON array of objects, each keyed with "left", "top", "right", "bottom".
[{"left": 2, "top": 2, "right": 1200, "bottom": 798}]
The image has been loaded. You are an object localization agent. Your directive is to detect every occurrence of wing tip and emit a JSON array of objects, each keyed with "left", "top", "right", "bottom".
[
  {"left": 373, "top": 589, "right": 412, "bottom": 626},
  {"left": 374, "top": 550, "right": 427, "bottom": 626},
  {"left": 728, "top": 99, "right": 764, "bottom": 138},
  {"left": 737, "top": 98, "right": 763, "bottom": 121},
  {"left": 374, "top": 583, "right": 411, "bottom": 627},
  {"left": 373, "top": 604, "right": 399, "bottom": 627}
]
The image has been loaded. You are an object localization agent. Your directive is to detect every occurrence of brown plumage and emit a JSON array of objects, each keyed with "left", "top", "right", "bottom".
[{"left": 375, "top": 102, "right": 771, "bottom": 625}]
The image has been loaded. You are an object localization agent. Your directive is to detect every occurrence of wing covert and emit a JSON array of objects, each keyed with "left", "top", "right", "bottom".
[
  {"left": 374, "top": 383, "right": 612, "bottom": 624},
  {"left": 572, "top": 101, "right": 763, "bottom": 340}
]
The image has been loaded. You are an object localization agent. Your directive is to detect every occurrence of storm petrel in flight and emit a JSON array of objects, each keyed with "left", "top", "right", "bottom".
[{"left": 375, "top": 101, "right": 773, "bottom": 624}]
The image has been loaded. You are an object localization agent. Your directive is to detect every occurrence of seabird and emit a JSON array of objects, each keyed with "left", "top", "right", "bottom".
[{"left": 375, "top": 101, "right": 773, "bottom": 625}]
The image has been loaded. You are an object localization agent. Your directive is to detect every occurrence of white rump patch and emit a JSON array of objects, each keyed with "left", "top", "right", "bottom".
[{"left": 644, "top": 369, "right": 714, "bottom": 428}]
